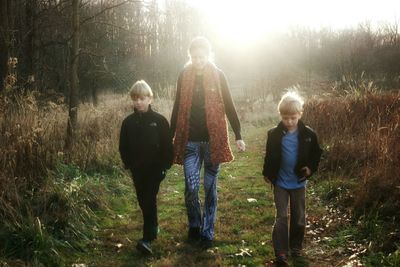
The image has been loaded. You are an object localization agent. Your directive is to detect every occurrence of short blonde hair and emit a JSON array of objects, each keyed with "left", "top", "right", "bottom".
[
  {"left": 278, "top": 91, "right": 304, "bottom": 115},
  {"left": 130, "top": 80, "right": 153, "bottom": 98}
]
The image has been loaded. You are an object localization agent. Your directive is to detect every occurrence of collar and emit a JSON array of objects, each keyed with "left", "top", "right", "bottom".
[
  {"left": 134, "top": 105, "right": 153, "bottom": 115},
  {"left": 277, "top": 120, "right": 306, "bottom": 135}
]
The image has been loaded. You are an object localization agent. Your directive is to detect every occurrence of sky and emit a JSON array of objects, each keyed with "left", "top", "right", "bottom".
[{"left": 185, "top": 0, "right": 400, "bottom": 44}]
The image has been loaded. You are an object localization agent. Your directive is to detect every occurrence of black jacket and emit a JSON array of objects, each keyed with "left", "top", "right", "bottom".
[
  {"left": 262, "top": 120, "right": 323, "bottom": 184},
  {"left": 119, "top": 106, "right": 173, "bottom": 171}
]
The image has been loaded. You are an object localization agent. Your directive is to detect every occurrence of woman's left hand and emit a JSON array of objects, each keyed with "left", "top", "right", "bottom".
[{"left": 236, "top": 139, "right": 246, "bottom": 152}]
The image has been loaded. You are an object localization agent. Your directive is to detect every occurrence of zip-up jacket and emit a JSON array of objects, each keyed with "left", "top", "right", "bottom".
[
  {"left": 262, "top": 120, "right": 323, "bottom": 184},
  {"left": 119, "top": 106, "right": 173, "bottom": 171}
]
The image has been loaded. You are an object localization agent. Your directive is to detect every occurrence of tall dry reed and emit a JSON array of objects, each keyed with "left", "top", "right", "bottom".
[{"left": 303, "top": 91, "right": 400, "bottom": 218}]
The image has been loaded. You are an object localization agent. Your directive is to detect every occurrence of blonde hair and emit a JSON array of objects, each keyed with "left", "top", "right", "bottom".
[
  {"left": 129, "top": 80, "right": 153, "bottom": 98},
  {"left": 189, "top": 36, "right": 211, "bottom": 55},
  {"left": 187, "top": 36, "right": 215, "bottom": 64},
  {"left": 278, "top": 91, "right": 304, "bottom": 115}
]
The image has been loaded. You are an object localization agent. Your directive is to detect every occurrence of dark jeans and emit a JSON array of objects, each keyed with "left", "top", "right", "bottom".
[
  {"left": 272, "top": 185, "right": 306, "bottom": 256},
  {"left": 131, "top": 167, "right": 165, "bottom": 242}
]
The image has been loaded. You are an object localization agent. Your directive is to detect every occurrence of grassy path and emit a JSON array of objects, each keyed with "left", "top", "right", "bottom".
[{"left": 69, "top": 125, "right": 346, "bottom": 267}]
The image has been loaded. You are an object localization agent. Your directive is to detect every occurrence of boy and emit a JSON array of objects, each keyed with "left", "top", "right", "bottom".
[
  {"left": 262, "top": 91, "right": 322, "bottom": 266},
  {"left": 119, "top": 80, "right": 173, "bottom": 255}
]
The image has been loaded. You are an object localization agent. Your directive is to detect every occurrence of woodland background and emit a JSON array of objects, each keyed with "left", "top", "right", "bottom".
[{"left": 0, "top": 0, "right": 399, "bottom": 266}]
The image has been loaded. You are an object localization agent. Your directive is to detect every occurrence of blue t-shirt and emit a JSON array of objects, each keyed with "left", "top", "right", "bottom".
[{"left": 276, "top": 130, "right": 306, "bottom": 189}]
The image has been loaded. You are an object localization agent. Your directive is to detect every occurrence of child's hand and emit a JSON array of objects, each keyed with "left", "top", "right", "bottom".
[
  {"left": 301, "top": 166, "right": 311, "bottom": 177},
  {"left": 236, "top": 139, "right": 246, "bottom": 152}
]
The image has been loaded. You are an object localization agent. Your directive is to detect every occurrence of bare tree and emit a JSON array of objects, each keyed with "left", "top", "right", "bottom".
[{"left": 66, "top": 0, "right": 80, "bottom": 149}]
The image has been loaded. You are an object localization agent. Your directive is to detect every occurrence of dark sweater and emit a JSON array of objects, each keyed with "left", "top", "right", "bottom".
[
  {"left": 170, "top": 69, "right": 242, "bottom": 141},
  {"left": 119, "top": 106, "right": 173, "bottom": 171},
  {"left": 262, "top": 120, "right": 323, "bottom": 184}
]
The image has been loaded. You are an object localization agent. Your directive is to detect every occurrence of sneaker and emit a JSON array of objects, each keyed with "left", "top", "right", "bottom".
[
  {"left": 188, "top": 227, "right": 201, "bottom": 242},
  {"left": 136, "top": 239, "right": 153, "bottom": 255},
  {"left": 275, "top": 254, "right": 289, "bottom": 267}
]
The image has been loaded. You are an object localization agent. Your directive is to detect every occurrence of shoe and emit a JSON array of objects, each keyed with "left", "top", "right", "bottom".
[
  {"left": 136, "top": 239, "right": 153, "bottom": 255},
  {"left": 188, "top": 227, "right": 201, "bottom": 242},
  {"left": 275, "top": 254, "right": 289, "bottom": 267},
  {"left": 200, "top": 237, "right": 213, "bottom": 250}
]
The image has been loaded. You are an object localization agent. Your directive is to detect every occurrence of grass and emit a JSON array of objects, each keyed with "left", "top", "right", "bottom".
[
  {"left": 50, "top": 124, "right": 351, "bottom": 267},
  {"left": 1, "top": 89, "right": 399, "bottom": 266},
  {"left": 0, "top": 112, "right": 367, "bottom": 266},
  {"left": 62, "top": 125, "right": 276, "bottom": 267}
]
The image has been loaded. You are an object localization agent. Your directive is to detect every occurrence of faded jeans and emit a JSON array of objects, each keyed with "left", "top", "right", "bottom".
[
  {"left": 272, "top": 185, "right": 306, "bottom": 256},
  {"left": 183, "top": 142, "right": 220, "bottom": 241}
]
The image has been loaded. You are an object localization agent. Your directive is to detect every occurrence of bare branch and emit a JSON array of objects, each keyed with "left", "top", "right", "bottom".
[{"left": 80, "top": 0, "right": 143, "bottom": 26}]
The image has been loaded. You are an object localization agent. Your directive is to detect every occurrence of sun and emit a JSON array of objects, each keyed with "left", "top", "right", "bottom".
[
  {"left": 195, "top": 0, "right": 284, "bottom": 46},
  {"left": 185, "top": 0, "right": 400, "bottom": 47}
]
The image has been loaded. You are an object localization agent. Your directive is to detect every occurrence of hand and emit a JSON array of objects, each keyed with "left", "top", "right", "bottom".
[
  {"left": 263, "top": 176, "right": 270, "bottom": 183},
  {"left": 236, "top": 139, "right": 246, "bottom": 152},
  {"left": 301, "top": 166, "right": 311, "bottom": 177}
]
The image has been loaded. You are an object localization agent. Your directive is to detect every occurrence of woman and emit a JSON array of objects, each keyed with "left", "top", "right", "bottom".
[{"left": 170, "top": 36, "right": 246, "bottom": 249}]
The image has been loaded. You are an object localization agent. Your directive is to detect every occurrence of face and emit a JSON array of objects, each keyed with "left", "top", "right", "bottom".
[
  {"left": 280, "top": 112, "right": 302, "bottom": 132},
  {"left": 131, "top": 95, "right": 152, "bottom": 112},
  {"left": 190, "top": 49, "right": 209, "bottom": 70}
]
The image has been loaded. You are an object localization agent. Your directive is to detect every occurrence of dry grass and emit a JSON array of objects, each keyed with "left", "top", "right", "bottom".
[
  {"left": 2, "top": 87, "right": 399, "bottom": 264},
  {"left": 303, "top": 90, "right": 400, "bottom": 218},
  {"left": 0, "top": 89, "right": 277, "bottom": 265}
]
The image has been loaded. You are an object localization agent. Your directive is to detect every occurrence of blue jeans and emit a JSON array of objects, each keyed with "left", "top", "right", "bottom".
[{"left": 184, "top": 142, "right": 220, "bottom": 240}]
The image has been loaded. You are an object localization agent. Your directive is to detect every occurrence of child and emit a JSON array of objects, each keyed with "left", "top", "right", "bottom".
[
  {"left": 119, "top": 80, "right": 173, "bottom": 255},
  {"left": 262, "top": 91, "right": 322, "bottom": 266}
]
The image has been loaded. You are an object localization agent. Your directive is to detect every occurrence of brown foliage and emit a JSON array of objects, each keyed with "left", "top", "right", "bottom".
[
  {"left": 0, "top": 91, "right": 131, "bottom": 222},
  {"left": 303, "top": 91, "right": 400, "bottom": 217}
]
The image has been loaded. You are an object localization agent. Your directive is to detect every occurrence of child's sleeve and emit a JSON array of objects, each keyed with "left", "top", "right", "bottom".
[
  {"left": 309, "top": 132, "right": 323, "bottom": 174},
  {"left": 262, "top": 131, "right": 272, "bottom": 178},
  {"left": 119, "top": 120, "right": 130, "bottom": 169},
  {"left": 160, "top": 116, "right": 174, "bottom": 170}
]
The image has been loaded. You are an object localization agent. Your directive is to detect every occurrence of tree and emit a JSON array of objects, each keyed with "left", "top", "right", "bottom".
[
  {"left": 0, "top": 0, "right": 11, "bottom": 90},
  {"left": 25, "top": 0, "right": 39, "bottom": 89},
  {"left": 66, "top": 0, "right": 80, "bottom": 149}
]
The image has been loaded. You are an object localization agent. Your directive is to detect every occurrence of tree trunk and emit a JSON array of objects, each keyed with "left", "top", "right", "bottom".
[
  {"left": 25, "top": 0, "right": 38, "bottom": 90},
  {"left": 0, "top": 0, "right": 10, "bottom": 90},
  {"left": 66, "top": 0, "right": 80, "bottom": 149}
]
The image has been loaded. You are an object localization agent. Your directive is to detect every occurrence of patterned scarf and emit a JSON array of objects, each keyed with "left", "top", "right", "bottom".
[{"left": 173, "top": 63, "right": 234, "bottom": 165}]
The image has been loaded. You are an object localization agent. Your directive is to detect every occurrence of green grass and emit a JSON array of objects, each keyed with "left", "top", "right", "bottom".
[
  {"left": 55, "top": 124, "right": 351, "bottom": 266},
  {"left": 60, "top": 124, "right": 340, "bottom": 267},
  {"left": 2, "top": 124, "right": 386, "bottom": 266},
  {"left": 60, "top": 125, "right": 278, "bottom": 267}
]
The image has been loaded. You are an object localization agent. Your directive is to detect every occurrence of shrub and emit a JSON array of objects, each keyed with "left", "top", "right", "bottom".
[{"left": 303, "top": 89, "right": 400, "bottom": 257}]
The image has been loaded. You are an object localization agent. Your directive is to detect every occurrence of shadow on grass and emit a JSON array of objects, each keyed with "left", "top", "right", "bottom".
[{"left": 119, "top": 237, "right": 262, "bottom": 266}]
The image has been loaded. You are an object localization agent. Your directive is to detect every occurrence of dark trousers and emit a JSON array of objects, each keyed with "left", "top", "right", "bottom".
[
  {"left": 272, "top": 185, "right": 306, "bottom": 256},
  {"left": 131, "top": 167, "right": 165, "bottom": 242}
]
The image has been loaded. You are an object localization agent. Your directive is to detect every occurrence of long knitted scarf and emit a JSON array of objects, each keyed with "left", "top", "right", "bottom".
[{"left": 173, "top": 63, "right": 234, "bottom": 165}]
